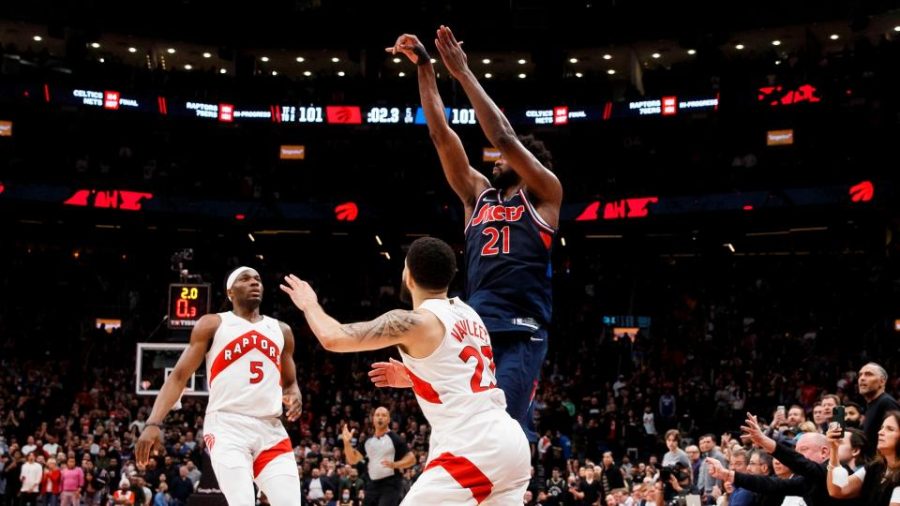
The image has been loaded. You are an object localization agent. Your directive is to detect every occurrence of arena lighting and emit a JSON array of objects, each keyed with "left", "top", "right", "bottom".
[
  {"left": 724, "top": 243, "right": 735, "bottom": 253},
  {"left": 482, "top": 58, "right": 491, "bottom": 64},
  {"left": 687, "top": 49, "right": 696, "bottom": 55},
  {"left": 484, "top": 73, "right": 492, "bottom": 79},
  {"left": 560, "top": 237, "right": 567, "bottom": 247},
  {"left": 517, "top": 59, "right": 527, "bottom": 64},
  {"left": 203, "top": 52, "right": 212, "bottom": 58},
  {"left": 398, "top": 72, "right": 406, "bottom": 77},
  {"left": 260, "top": 56, "right": 269, "bottom": 62},
  {"left": 375, "top": 235, "right": 383, "bottom": 246},
  {"left": 518, "top": 73, "right": 526, "bottom": 79},
  {"left": 331, "top": 57, "right": 340, "bottom": 63},
  {"left": 607, "top": 69, "right": 616, "bottom": 75},
  {"left": 651, "top": 52, "right": 661, "bottom": 59},
  {"left": 735, "top": 44, "right": 745, "bottom": 50},
  {"left": 90, "top": 42, "right": 100, "bottom": 48},
  {"left": 219, "top": 68, "right": 227, "bottom": 74},
  {"left": 829, "top": 34, "right": 840, "bottom": 40},
  {"left": 303, "top": 71, "right": 312, "bottom": 76},
  {"left": 167, "top": 48, "right": 175, "bottom": 54},
  {"left": 337, "top": 71, "right": 345, "bottom": 77},
  {"left": 33, "top": 35, "right": 42, "bottom": 42},
  {"left": 295, "top": 56, "right": 305, "bottom": 62},
  {"left": 248, "top": 233, "right": 255, "bottom": 242},
  {"left": 184, "top": 64, "right": 192, "bottom": 70},
  {"left": 335, "top": 202, "right": 359, "bottom": 221},
  {"left": 602, "top": 54, "right": 612, "bottom": 60},
  {"left": 393, "top": 57, "right": 401, "bottom": 63},
  {"left": 569, "top": 58, "right": 578, "bottom": 63},
  {"left": 575, "top": 72, "right": 583, "bottom": 78},
  {"left": 772, "top": 40, "right": 782, "bottom": 46},
  {"left": 128, "top": 47, "right": 137, "bottom": 53}
]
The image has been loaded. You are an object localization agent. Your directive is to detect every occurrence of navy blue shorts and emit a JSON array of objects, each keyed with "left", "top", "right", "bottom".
[{"left": 491, "top": 328, "right": 548, "bottom": 443}]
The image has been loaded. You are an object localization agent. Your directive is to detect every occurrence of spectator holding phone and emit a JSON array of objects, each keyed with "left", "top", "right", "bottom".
[{"left": 826, "top": 410, "right": 900, "bottom": 505}]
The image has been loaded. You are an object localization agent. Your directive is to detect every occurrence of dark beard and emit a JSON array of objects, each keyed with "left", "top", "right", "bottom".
[
  {"left": 492, "top": 169, "right": 520, "bottom": 190},
  {"left": 399, "top": 282, "right": 412, "bottom": 305}
]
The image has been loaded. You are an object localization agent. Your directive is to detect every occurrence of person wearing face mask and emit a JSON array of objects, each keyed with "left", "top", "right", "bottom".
[{"left": 336, "top": 488, "right": 353, "bottom": 506}]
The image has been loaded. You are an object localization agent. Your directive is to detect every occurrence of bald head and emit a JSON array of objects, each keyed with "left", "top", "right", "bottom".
[
  {"left": 796, "top": 432, "right": 829, "bottom": 463},
  {"left": 372, "top": 407, "right": 390, "bottom": 433}
]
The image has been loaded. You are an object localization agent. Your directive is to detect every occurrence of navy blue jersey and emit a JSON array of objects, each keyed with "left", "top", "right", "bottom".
[{"left": 464, "top": 187, "right": 554, "bottom": 333}]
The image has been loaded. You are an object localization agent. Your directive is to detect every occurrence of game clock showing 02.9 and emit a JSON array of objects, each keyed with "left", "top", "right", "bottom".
[{"left": 167, "top": 284, "right": 211, "bottom": 329}]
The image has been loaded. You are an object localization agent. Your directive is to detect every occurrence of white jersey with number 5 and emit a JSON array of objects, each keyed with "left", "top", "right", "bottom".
[
  {"left": 398, "top": 298, "right": 507, "bottom": 430},
  {"left": 205, "top": 311, "right": 284, "bottom": 418}
]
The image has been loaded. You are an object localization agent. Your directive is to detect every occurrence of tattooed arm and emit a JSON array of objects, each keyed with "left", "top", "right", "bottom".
[{"left": 280, "top": 274, "right": 441, "bottom": 354}]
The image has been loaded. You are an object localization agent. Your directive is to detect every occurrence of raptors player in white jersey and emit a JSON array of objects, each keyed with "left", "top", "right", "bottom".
[
  {"left": 137, "top": 267, "right": 303, "bottom": 506},
  {"left": 280, "top": 237, "right": 530, "bottom": 505}
]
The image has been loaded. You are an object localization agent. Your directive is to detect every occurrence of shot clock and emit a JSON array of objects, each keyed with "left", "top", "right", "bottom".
[{"left": 167, "top": 283, "right": 211, "bottom": 329}]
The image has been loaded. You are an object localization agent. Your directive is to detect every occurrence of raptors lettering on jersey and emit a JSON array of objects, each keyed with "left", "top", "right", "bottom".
[
  {"left": 209, "top": 332, "right": 281, "bottom": 383},
  {"left": 205, "top": 312, "right": 285, "bottom": 418}
]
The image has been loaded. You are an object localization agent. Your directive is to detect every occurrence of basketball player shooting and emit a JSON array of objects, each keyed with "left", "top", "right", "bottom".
[
  {"left": 136, "top": 267, "right": 304, "bottom": 506},
  {"left": 387, "top": 26, "right": 563, "bottom": 443},
  {"left": 280, "top": 237, "right": 530, "bottom": 505}
]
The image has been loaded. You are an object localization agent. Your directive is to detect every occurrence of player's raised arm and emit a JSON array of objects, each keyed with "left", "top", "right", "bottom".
[
  {"left": 388, "top": 34, "right": 489, "bottom": 212},
  {"left": 280, "top": 275, "right": 437, "bottom": 353},
  {"left": 435, "top": 25, "right": 562, "bottom": 208},
  {"left": 136, "top": 313, "right": 219, "bottom": 465}
]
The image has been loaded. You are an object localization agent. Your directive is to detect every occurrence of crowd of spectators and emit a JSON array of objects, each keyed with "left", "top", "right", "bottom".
[{"left": 1, "top": 231, "right": 899, "bottom": 506}]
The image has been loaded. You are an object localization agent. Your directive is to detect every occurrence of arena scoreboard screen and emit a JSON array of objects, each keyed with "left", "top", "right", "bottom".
[{"left": 167, "top": 284, "right": 211, "bottom": 329}]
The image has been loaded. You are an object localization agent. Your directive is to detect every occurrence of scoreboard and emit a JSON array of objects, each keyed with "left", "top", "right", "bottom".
[{"left": 167, "top": 283, "right": 211, "bottom": 329}]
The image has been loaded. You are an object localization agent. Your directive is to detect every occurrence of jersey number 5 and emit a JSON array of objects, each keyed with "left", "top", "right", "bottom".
[
  {"left": 459, "top": 346, "right": 497, "bottom": 392},
  {"left": 249, "top": 361, "right": 264, "bottom": 384},
  {"left": 481, "top": 226, "right": 511, "bottom": 256}
]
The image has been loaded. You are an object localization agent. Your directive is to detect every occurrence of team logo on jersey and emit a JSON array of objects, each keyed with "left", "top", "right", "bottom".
[
  {"left": 470, "top": 203, "right": 525, "bottom": 226},
  {"left": 209, "top": 331, "right": 282, "bottom": 384},
  {"left": 203, "top": 433, "right": 215, "bottom": 451}
]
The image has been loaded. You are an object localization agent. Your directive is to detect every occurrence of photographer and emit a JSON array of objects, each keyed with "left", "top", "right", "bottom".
[{"left": 659, "top": 463, "right": 692, "bottom": 504}]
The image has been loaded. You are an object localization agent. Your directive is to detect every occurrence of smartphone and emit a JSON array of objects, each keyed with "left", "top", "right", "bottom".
[
  {"left": 832, "top": 406, "right": 846, "bottom": 437},
  {"left": 776, "top": 405, "right": 786, "bottom": 416}
]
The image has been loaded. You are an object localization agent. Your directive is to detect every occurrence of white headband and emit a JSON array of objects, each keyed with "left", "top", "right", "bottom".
[{"left": 226, "top": 266, "right": 254, "bottom": 291}]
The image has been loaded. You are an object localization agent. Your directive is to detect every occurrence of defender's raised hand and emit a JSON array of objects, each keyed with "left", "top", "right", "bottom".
[{"left": 280, "top": 274, "right": 318, "bottom": 312}]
